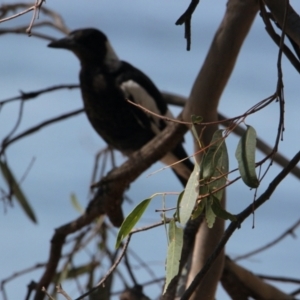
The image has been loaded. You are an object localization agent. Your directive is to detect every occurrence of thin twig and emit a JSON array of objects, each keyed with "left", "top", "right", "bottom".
[
  {"left": 127, "top": 99, "right": 192, "bottom": 125},
  {"left": 74, "top": 235, "right": 132, "bottom": 300},
  {"left": 259, "top": 3, "right": 300, "bottom": 73},
  {"left": 0, "top": 2, "right": 69, "bottom": 35},
  {"left": 175, "top": 0, "right": 200, "bottom": 50},
  {"left": 0, "top": 84, "right": 79, "bottom": 106},
  {"left": 124, "top": 254, "right": 138, "bottom": 286},
  {"left": 56, "top": 284, "right": 72, "bottom": 300},
  {"left": 41, "top": 287, "right": 55, "bottom": 300},
  {"left": 256, "top": 274, "right": 300, "bottom": 284},
  {"left": 234, "top": 218, "right": 300, "bottom": 261},
  {"left": 19, "top": 158, "right": 35, "bottom": 186},
  {"left": 2, "top": 98, "right": 24, "bottom": 144},
  {"left": 0, "top": 5, "right": 34, "bottom": 23},
  {"left": 1, "top": 108, "right": 84, "bottom": 154},
  {"left": 73, "top": 220, "right": 169, "bottom": 300},
  {"left": 0, "top": 263, "right": 45, "bottom": 287},
  {"left": 127, "top": 248, "right": 162, "bottom": 289}
]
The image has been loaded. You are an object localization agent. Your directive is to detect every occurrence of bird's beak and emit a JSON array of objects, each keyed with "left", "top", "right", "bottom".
[{"left": 48, "top": 36, "right": 75, "bottom": 50}]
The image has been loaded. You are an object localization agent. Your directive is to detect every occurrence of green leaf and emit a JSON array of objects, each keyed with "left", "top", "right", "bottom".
[
  {"left": 192, "top": 136, "right": 229, "bottom": 220},
  {"left": 175, "top": 190, "right": 184, "bottom": 222},
  {"left": 70, "top": 193, "right": 84, "bottom": 213},
  {"left": 235, "top": 125, "right": 259, "bottom": 188},
  {"left": 207, "top": 136, "right": 229, "bottom": 201},
  {"left": 0, "top": 160, "right": 37, "bottom": 223},
  {"left": 179, "top": 160, "right": 200, "bottom": 225},
  {"left": 191, "top": 124, "right": 200, "bottom": 147},
  {"left": 202, "top": 130, "right": 224, "bottom": 180},
  {"left": 205, "top": 197, "right": 216, "bottom": 228},
  {"left": 191, "top": 115, "right": 203, "bottom": 124},
  {"left": 115, "top": 197, "right": 152, "bottom": 248},
  {"left": 211, "top": 195, "right": 236, "bottom": 222},
  {"left": 191, "top": 198, "right": 205, "bottom": 220},
  {"left": 163, "top": 220, "right": 183, "bottom": 294}
]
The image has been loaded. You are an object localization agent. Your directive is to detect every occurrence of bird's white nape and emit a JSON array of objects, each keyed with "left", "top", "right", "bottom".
[{"left": 104, "top": 41, "right": 121, "bottom": 72}]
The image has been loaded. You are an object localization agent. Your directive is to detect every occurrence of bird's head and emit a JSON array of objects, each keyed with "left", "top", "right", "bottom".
[{"left": 48, "top": 28, "right": 120, "bottom": 70}]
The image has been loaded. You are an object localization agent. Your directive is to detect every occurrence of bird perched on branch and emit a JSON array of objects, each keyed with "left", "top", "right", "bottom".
[{"left": 48, "top": 28, "right": 193, "bottom": 185}]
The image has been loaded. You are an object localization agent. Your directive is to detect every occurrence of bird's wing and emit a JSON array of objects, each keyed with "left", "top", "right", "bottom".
[
  {"left": 120, "top": 80, "right": 193, "bottom": 185},
  {"left": 120, "top": 80, "right": 173, "bottom": 135}
]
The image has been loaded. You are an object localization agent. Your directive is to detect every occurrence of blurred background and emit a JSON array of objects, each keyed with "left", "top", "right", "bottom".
[{"left": 0, "top": 0, "right": 300, "bottom": 299}]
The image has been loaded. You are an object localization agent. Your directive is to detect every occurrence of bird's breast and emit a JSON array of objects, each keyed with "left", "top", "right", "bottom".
[
  {"left": 79, "top": 68, "right": 155, "bottom": 152},
  {"left": 92, "top": 73, "right": 107, "bottom": 92}
]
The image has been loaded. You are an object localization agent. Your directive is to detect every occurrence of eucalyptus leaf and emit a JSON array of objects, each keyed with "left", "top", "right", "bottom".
[
  {"left": 235, "top": 125, "right": 259, "bottom": 188},
  {"left": 211, "top": 195, "right": 236, "bottom": 221},
  {"left": 70, "top": 193, "right": 84, "bottom": 213},
  {"left": 202, "top": 129, "right": 224, "bottom": 180},
  {"left": 191, "top": 198, "right": 205, "bottom": 220},
  {"left": 208, "top": 136, "right": 229, "bottom": 201},
  {"left": 0, "top": 160, "right": 37, "bottom": 223},
  {"left": 175, "top": 190, "right": 184, "bottom": 222},
  {"left": 179, "top": 160, "right": 200, "bottom": 225},
  {"left": 205, "top": 197, "right": 216, "bottom": 228},
  {"left": 163, "top": 220, "right": 183, "bottom": 294},
  {"left": 191, "top": 114, "right": 203, "bottom": 124},
  {"left": 115, "top": 197, "right": 152, "bottom": 248}
]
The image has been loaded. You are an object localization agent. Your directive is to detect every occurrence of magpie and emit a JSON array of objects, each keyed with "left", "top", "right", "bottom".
[{"left": 48, "top": 28, "right": 193, "bottom": 185}]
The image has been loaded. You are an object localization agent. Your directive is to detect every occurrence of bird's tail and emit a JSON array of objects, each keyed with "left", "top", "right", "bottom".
[{"left": 160, "top": 144, "right": 194, "bottom": 187}]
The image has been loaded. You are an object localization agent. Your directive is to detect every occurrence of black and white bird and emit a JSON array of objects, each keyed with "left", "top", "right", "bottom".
[{"left": 48, "top": 28, "right": 193, "bottom": 185}]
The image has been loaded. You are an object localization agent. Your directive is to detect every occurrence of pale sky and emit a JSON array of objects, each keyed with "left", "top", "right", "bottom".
[{"left": 1, "top": 1, "right": 300, "bottom": 299}]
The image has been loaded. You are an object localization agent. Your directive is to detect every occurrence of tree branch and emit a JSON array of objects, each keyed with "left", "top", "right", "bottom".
[
  {"left": 179, "top": 1, "right": 259, "bottom": 299},
  {"left": 33, "top": 119, "right": 189, "bottom": 300},
  {"left": 263, "top": 0, "right": 300, "bottom": 48},
  {"left": 221, "top": 257, "right": 295, "bottom": 300}
]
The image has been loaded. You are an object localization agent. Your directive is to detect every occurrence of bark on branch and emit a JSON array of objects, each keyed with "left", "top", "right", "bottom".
[
  {"left": 181, "top": 0, "right": 259, "bottom": 299},
  {"left": 263, "top": 0, "right": 300, "bottom": 48},
  {"left": 221, "top": 257, "right": 295, "bottom": 300}
]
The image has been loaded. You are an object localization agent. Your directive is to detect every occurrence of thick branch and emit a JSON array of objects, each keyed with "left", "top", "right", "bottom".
[
  {"left": 180, "top": 1, "right": 259, "bottom": 299},
  {"left": 221, "top": 257, "right": 295, "bottom": 300},
  {"left": 263, "top": 0, "right": 300, "bottom": 48},
  {"left": 183, "top": 0, "right": 259, "bottom": 129}
]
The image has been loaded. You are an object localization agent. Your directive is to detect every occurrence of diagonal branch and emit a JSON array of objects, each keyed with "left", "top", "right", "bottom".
[
  {"left": 221, "top": 257, "right": 295, "bottom": 300},
  {"left": 234, "top": 218, "right": 300, "bottom": 261},
  {"left": 263, "top": 0, "right": 300, "bottom": 48},
  {"left": 33, "top": 119, "right": 189, "bottom": 300}
]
